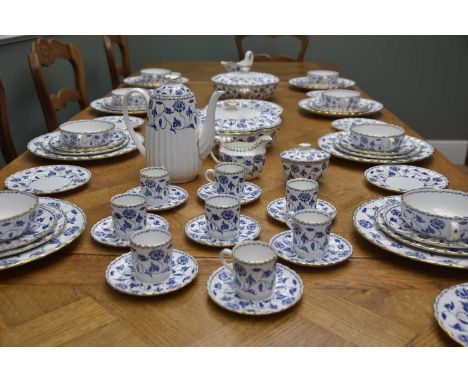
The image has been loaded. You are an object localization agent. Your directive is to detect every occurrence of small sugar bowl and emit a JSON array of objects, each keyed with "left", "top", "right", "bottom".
[{"left": 280, "top": 143, "right": 330, "bottom": 181}]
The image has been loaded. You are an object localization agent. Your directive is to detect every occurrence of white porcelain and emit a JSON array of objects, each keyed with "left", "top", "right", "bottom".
[
  {"left": 331, "top": 118, "right": 387, "bottom": 132},
  {"left": 0, "top": 191, "right": 39, "bottom": 241},
  {"left": 280, "top": 143, "right": 330, "bottom": 181},
  {"left": 401, "top": 189, "right": 468, "bottom": 241},
  {"left": 350, "top": 123, "right": 406, "bottom": 152},
  {"left": 336, "top": 133, "right": 415, "bottom": 158},
  {"left": 126, "top": 186, "right": 188, "bottom": 212},
  {"left": 140, "top": 67, "right": 171, "bottom": 82},
  {"left": 267, "top": 197, "right": 337, "bottom": 224},
  {"left": 300, "top": 93, "right": 384, "bottom": 117},
  {"left": 212, "top": 71, "right": 279, "bottom": 100},
  {"left": 307, "top": 70, "right": 339, "bottom": 84},
  {"left": 197, "top": 182, "right": 261, "bottom": 205},
  {"left": 111, "top": 193, "right": 147, "bottom": 240},
  {"left": 321, "top": 89, "right": 361, "bottom": 109},
  {"left": 286, "top": 178, "right": 319, "bottom": 212},
  {"left": 123, "top": 75, "right": 189, "bottom": 89},
  {"left": 49, "top": 130, "right": 128, "bottom": 155},
  {"left": 212, "top": 135, "right": 271, "bottom": 180},
  {"left": 289, "top": 77, "right": 355, "bottom": 90},
  {"left": 91, "top": 97, "right": 147, "bottom": 115},
  {"left": 123, "top": 75, "right": 224, "bottom": 183},
  {"left": 205, "top": 162, "right": 245, "bottom": 198},
  {"left": 111, "top": 88, "right": 147, "bottom": 107},
  {"left": 94, "top": 116, "right": 144, "bottom": 130},
  {"left": 59, "top": 120, "right": 115, "bottom": 148},
  {"left": 140, "top": 167, "right": 170, "bottom": 207},
  {"left": 220, "top": 241, "right": 277, "bottom": 301},
  {"left": 221, "top": 50, "right": 254, "bottom": 72},
  {"left": 205, "top": 195, "right": 240, "bottom": 240}
]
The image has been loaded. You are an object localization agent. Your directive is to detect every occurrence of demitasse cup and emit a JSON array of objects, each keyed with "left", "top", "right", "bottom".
[
  {"left": 140, "top": 167, "right": 170, "bottom": 207},
  {"left": 286, "top": 178, "right": 319, "bottom": 212},
  {"left": 0, "top": 190, "right": 38, "bottom": 241},
  {"left": 320, "top": 89, "right": 361, "bottom": 109},
  {"left": 307, "top": 70, "right": 339, "bottom": 85},
  {"left": 205, "top": 162, "right": 245, "bottom": 198},
  {"left": 349, "top": 123, "right": 406, "bottom": 152},
  {"left": 59, "top": 120, "right": 115, "bottom": 148},
  {"left": 111, "top": 88, "right": 147, "bottom": 108},
  {"left": 401, "top": 189, "right": 468, "bottom": 242},
  {"left": 219, "top": 241, "right": 277, "bottom": 300},
  {"left": 140, "top": 68, "right": 171, "bottom": 82},
  {"left": 111, "top": 193, "right": 147, "bottom": 240},
  {"left": 130, "top": 228, "right": 172, "bottom": 283},
  {"left": 205, "top": 195, "right": 241, "bottom": 239},
  {"left": 286, "top": 209, "right": 332, "bottom": 259}
]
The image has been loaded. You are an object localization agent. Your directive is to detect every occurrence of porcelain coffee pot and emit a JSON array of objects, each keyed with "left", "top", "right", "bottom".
[{"left": 123, "top": 75, "right": 224, "bottom": 183}]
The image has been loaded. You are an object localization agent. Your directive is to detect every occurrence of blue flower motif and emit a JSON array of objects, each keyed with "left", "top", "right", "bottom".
[
  {"left": 150, "top": 248, "right": 165, "bottom": 261},
  {"left": 430, "top": 218, "right": 445, "bottom": 230},
  {"left": 218, "top": 175, "right": 229, "bottom": 184},
  {"left": 298, "top": 192, "right": 311, "bottom": 203},
  {"left": 455, "top": 288, "right": 468, "bottom": 300},
  {"left": 233, "top": 263, "right": 247, "bottom": 276},
  {"left": 222, "top": 209, "right": 234, "bottom": 220},
  {"left": 123, "top": 209, "right": 136, "bottom": 219},
  {"left": 173, "top": 100, "right": 186, "bottom": 112}
]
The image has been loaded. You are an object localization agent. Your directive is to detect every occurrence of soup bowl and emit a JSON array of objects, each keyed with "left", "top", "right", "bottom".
[
  {"left": 350, "top": 123, "right": 406, "bottom": 152},
  {"left": 320, "top": 89, "right": 361, "bottom": 109},
  {"left": 59, "top": 120, "right": 115, "bottom": 148},
  {"left": 0, "top": 190, "right": 39, "bottom": 241},
  {"left": 307, "top": 70, "right": 339, "bottom": 85}
]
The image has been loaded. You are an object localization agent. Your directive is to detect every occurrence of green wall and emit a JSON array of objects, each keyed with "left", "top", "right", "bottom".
[{"left": 1, "top": 35, "right": 468, "bottom": 165}]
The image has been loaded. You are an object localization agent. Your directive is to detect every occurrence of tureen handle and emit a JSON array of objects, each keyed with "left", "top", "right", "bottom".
[
  {"left": 123, "top": 89, "right": 148, "bottom": 157},
  {"left": 298, "top": 143, "right": 312, "bottom": 150},
  {"left": 239, "top": 87, "right": 251, "bottom": 99}
]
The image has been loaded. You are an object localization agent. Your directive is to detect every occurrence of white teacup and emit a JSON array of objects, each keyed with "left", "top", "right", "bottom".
[
  {"left": 220, "top": 241, "right": 277, "bottom": 300},
  {"left": 59, "top": 120, "right": 115, "bottom": 148},
  {"left": 140, "top": 68, "right": 171, "bottom": 83},
  {"left": 320, "top": 89, "right": 361, "bottom": 109},
  {"left": 111, "top": 88, "right": 147, "bottom": 108},
  {"left": 349, "top": 123, "right": 406, "bottom": 152},
  {"left": 111, "top": 193, "right": 147, "bottom": 240},
  {"left": 0, "top": 190, "right": 38, "bottom": 241},
  {"left": 140, "top": 167, "right": 170, "bottom": 207},
  {"left": 205, "top": 195, "right": 240, "bottom": 239},
  {"left": 130, "top": 228, "right": 172, "bottom": 283},
  {"left": 205, "top": 162, "right": 245, "bottom": 198},
  {"left": 307, "top": 70, "right": 339, "bottom": 85},
  {"left": 286, "top": 178, "right": 319, "bottom": 212}
]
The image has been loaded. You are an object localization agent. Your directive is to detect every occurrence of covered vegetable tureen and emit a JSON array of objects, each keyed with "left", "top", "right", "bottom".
[
  {"left": 280, "top": 143, "right": 331, "bottom": 181},
  {"left": 211, "top": 71, "right": 280, "bottom": 100}
]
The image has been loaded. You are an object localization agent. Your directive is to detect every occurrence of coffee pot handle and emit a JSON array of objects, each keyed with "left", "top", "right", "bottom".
[
  {"left": 123, "top": 89, "right": 148, "bottom": 157},
  {"left": 205, "top": 169, "right": 216, "bottom": 184},
  {"left": 219, "top": 248, "right": 234, "bottom": 276}
]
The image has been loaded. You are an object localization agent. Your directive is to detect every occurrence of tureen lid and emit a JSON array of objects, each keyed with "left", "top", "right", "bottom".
[
  {"left": 280, "top": 143, "right": 330, "bottom": 162},
  {"left": 199, "top": 99, "right": 283, "bottom": 133},
  {"left": 211, "top": 71, "right": 280, "bottom": 87},
  {"left": 154, "top": 74, "right": 193, "bottom": 98}
]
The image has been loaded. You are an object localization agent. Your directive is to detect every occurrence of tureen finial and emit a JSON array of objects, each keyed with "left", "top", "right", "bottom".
[{"left": 298, "top": 143, "right": 312, "bottom": 150}]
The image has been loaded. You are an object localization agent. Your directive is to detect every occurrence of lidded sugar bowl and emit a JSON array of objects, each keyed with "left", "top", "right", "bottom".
[{"left": 280, "top": 143, "right": 330, "bottom": 181}]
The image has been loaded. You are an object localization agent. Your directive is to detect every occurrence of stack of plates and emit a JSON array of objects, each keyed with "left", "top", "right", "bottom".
[
  {"left": 90, "top": 97, "right": 147, "bottom": 115},
  {"left": 353, "top": 196, "right": 468, "bottom": 269},
  {"left": 0, "top": 197, "right": 86, "bottom": 271},
  {"left": 28, "top": 128, "right": 143, "bottom": 161},
  {"left": 317, "top": 131, "right": 434, "bottom": 164},
  {"left": 123, "top": 75, "right": 189, "bottom": 89},
  {"left": 289, "top": 76, "right": 355, "bottom": 90}
]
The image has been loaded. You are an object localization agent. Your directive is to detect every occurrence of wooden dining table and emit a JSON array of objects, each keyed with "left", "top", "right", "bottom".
[{"left": 0, "top": 61, "right": 467, "bottom": 346}]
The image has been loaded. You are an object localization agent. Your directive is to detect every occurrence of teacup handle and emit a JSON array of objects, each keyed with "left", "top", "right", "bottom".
[
  {"left": 285, "top": 210, "right": 294, "bottom": 230},
  {"left": 205, "top": 169, "right": 216, "bottom": 184},
  {"left": 76, "top": 134, "right": 84, "bottom": 147},
  {"left": 219, "top": 248, "right": 234, "bottom": 276},
  {"left": 383, "top": 138, "right": 396, "bottom": 151},
  {"left": 449, "top": 222, "right": 460, "bottom": 241}
]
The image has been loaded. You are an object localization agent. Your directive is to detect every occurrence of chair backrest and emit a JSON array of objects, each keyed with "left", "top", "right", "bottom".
[
  {"left": 28, "top": 37, "right": 89, "bottom": 132},
  {"left": 0, "top": 78, "right": 18, "bottom": 164},
  {"left": 103, "top": 35, "right": 131, "bottom": 89},
  {"left": 235, "top": 35, "right": 309, "bottom": 62}
]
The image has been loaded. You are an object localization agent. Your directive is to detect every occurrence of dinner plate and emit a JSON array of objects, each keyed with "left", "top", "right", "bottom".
[
  {"left": 0, "top": 197, "right": 86, "bottom": 271},
  {"left": 94, "top": 115, "right": 144, "bottom": 130},
  {"left": 353, "top": 196, "right": 468, "bottom": 269},
  {"left": 317, "top": 132, "right": 434, "bottom": 164},
  {"left": 90, "top": 97, "right": 147, "bottom": 115},
  {"left": 333, "top": 137, "right": 418, "bottom": 160},
  {"left": 289, "top": 77, "right": 355, "bottom": 90},
  {"left": 48, "top": 130, "right": 128, "bottom": 153},
  {"left": 5, "top": 165, "right": 91, "bottom": 194},
  {"left": 331, "top": 118, "right": 387, "bottom": 131},
  {"left": 364, "top": 165, "right": 449, "bottom": 193}
]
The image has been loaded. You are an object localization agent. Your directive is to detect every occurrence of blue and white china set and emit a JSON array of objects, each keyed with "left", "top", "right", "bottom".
[{"left": 1, "top": 59, "right": 467, "bottom": 339}]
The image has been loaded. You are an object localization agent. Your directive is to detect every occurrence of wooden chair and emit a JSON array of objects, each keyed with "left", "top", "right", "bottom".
[
  {"left": 235, "top": 35, "right": 309, "bottom": 62},
  {"left": 0, "top": 78, "right": 18, "bottom": 164},
  {"left": 103, "top": 35, "right": 131, "bottom": 89},
  {"left": 28, "top": 38, "right": 89, "bottom": 132}
]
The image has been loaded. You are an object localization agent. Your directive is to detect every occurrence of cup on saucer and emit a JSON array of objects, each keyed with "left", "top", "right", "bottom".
[
  {"left": 205, "top": 195, "right": 241, "bottom": 239},
  {"left": 307, "top": 70, "right": 339, "bottom": 85},
  {"left": 140, "top": 167, "right": 170, "bottom": 207},
  {"left": 320, "top": 89, "right": 361, "bottom": 109},
  {"left": 59, "top": 120, "right": 115, "bottom": 148},
  {"left": 349, "top": 123, "right": 406, "bottom": 152},
  {"left": 111, "top": 193, "right": 147, "bottom": 240},
  {"left": 205, "top": 162, "right": 245, "bottom": 199},
  {"left": 111, "top": 88, "right": 147, "bottom": 108},
  {"left": 286, "top": 209, "right": 332, "bottom": 259},
  {"left": 140, "top": 68, "right": 171, "bottom": 83},
  {"left": 219, "top": 241, "right": 277, "bottom": 300},
  {"left": 286, "top": 178, "right": 319, "bottom": 212}
]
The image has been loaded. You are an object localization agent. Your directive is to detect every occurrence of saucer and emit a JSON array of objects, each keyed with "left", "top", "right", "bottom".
[
  {"left": 207, "top": 263, "right": 303, "bottom": 315},
  {"left": 270, "top": 231, "right": 353, "bottom": 267},
  {"left": 103, "top": 98, "right": 146, "bottom": 112},
  {"left": 185, "top": 215, "right": 260, "bottom": 247},
  {"left": 90, "top": 97, "right": 147, "bottom": 115},
  {"left": 434, "top": 282, "right": 468, "bottom": 346},
  {"left": 126, "top": 186, "right": 188, "bottom": 211},
  {"left": 289, "top": 77, "right": 355, "bottom": 90},
  {"left": 299, "top": 97, "right": 383, "bottom": 117},
  {"left": 364, "top": 165, "right": 449, "bottom": 193},
  {"left": 91, "top": 214, "right": 169, "bottom": 247},
  {"left": 48, "top": 130, "right": 128, "bottom": 154},
  {"left": 106, "top": 250, "right": 198, "bottom": 296},
  {"left": 266, "top": 197, "right": 337, "bottom": 224},
  {"left": 95, "top": 116, "right": 144, "bottom": 130},
  {"left": 5, "top": 165, "right": 91, "bottom": 194},
  {"left": 0, "top": 204, "right": 57, "bottom": 252},
  {"left": 331, "top": 118, "right": 387, "bottom": 132},
  {"left": 123, "top": 75, "right": 189, "bottom": 89},
  {"left": 336, "top": 134, "right": 416, "bottom": 157},
  {"left": 197, "top": 182, "right": 261, "bottom": 205}
]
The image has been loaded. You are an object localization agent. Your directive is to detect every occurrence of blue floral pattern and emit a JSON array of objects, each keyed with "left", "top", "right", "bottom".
[
  {"left": 207, "top": 264, "right": 303, "bottom": 315},
  {"left": 338, "top": 134, "right": 414, "bottom": 157},
  {"left": 280, "top": 145, "right": 330, "bottom": 181},
  {"left": 131, "top": 239, "right": 172, "bottom": 283},
  {"left": 197, "top": 182, "right": 261, "bottom": 205},
  {"left": 299, "top": 94, "right": 383, "bottom": 117},
  {"left": 95, "top": 116, "right": 144, "bottom": 130},
  {"left": 289, "top": 77, "right": 355, "bottom": 90},
  {"left": 205, "top": 202, "right": 241, "bottom": 239},
  {"left": 219, "top": 152, "right": 265, "bottom": 180},
  {"left": 267, "top": 197, "right": 336, "bottom": 224},
  {"left": 349, "top": 131, "right": 405, "bottom": 152},
  {"left": 126, "top": 186, "right": 188, "bottom": 211},
  {"left": 140, "top": 173, "right": 170, "bottom": 206},
  {"left": 106, "top": 250, "right": 198, "bottom": 296},
  {"left": 49, "top": 130, "right": 129, "bottom": 155},
  {"left": 286, "top": 183, "right": 318, "bottom": 212},
  {"left": 112, "top": 202, "right": 146, "bottom": 241},
  {"left": 291, "top": 217, "right": 331, "bottom": 258},
  {"left": 331, "top": 118, "right": 386, "bottom": 132}
]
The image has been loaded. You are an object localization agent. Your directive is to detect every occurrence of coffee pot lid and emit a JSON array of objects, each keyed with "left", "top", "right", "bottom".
[{"left": 154, "top": 74, "right": 193, "bottom": 98}]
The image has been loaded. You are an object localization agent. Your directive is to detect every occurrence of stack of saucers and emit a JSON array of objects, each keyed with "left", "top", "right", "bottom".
[
  {"left": 28, "top": 119, "right": 143, "bottom": 161},
  {"left": 353, "top": 189, "right": 468, "bottom": 269},
  {"left": 90, "top": 88, "right": 148, "bottom": 115},
  {"left": 0, "top": 190, "right": 86, "bottom": 271},
  {"left": 317, "top": 122, "right": 434, "bottom": 164},
  {"left": 289, "top": 69, "right": 355, "bottom": 90},
  {"left": 123, "top": 67, "right": 189, "bottom": 89}
]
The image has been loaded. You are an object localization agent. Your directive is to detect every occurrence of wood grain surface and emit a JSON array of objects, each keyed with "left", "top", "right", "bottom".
[{"left": 0, "top": 61, "right": 467, "bottom": 346}]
